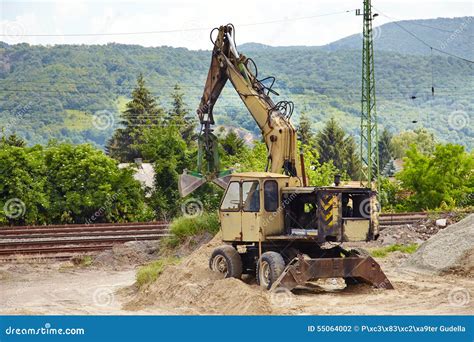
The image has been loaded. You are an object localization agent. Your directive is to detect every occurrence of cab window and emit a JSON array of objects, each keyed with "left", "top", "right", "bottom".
[
  {"left": 264, "top": 180, "right": 278, "bottom": 212},
  {"left": 242, "top": 181, "right": 260, "bottom": 212},
  {"left": 220, "top": 182, "right": 240, "bottom": 211}
]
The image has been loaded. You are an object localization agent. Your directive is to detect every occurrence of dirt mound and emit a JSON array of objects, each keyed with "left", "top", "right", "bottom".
[
  {"left": 126, "top": 234, "right": 273, "bottom": 314},
  {"left": 92, "top": 241, "right": 159, "bottom": 269},
  {"left": 403, "top": 214, "right": 474, "bottom": 275}
]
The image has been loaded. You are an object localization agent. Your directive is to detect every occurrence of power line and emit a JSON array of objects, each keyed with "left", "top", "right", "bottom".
[
  {"left": 383, "top": 16, "right": 474, "bottom": 37},
  {"left": 0, "top": 9, "right": 355, "bottom": 37},
  {"left": 373, "top": 7, "right": 474, "bottom": 64}
]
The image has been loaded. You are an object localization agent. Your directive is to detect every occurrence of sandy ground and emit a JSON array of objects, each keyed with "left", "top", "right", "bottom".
[
  {"left": 0, "top": 252, "right": 472, "bottom": 315},
  {"left": 0, "top": 262, "right": 177, "bottom": 315}
]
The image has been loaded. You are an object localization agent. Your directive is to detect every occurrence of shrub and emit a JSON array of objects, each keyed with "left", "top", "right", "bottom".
[
  {"left": 136, "top": 257, "right": 179, "bottom": 287},
  {"left": 165, "top": 212, "right": 220, "bottom": 248}
]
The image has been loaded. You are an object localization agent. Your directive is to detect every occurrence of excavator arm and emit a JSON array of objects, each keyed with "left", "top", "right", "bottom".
[{"left": 179, "top": 24, "right": 303, "bottom": 196}]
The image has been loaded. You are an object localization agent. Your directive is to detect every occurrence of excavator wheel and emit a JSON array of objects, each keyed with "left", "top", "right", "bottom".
[
  {"left": 209, "top": 245, "right": 242, "bottom": 279},
  {"left": 256, "top": 252, "right": 285, "bottom": 290}
]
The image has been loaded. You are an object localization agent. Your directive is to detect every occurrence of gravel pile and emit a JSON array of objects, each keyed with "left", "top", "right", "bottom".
[{"left": 403, "top": 214, "right": 474, "bottom": 275}]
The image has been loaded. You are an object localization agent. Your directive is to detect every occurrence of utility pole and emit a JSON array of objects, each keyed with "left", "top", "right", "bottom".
[{"left": 357, "top": 0, "right": 380, "bottom": 190}]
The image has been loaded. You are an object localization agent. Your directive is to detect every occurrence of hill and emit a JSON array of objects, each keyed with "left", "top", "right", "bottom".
[
  {"left": 0, "top": 17, "right": 472, "bottom": 149},
  {"left": 324, "top": 16, "right": 474, "bottom": 59}
]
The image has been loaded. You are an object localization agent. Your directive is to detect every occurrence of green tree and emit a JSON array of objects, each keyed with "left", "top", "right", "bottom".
[
  {"left": 45, "top": 143, "right": 152, "bottom": 223},
  {"left": 303, "top": 146, "right": 341, "bottom": 186},
  {"left": 392, "top": 128, "right": 436, "bottom": 158},
  {"left": 220, "top": 130, "right": 246, "bottom": 156},
  {"left": 0, "top": 145, "right": 48, "bottom": 225},
  {"left": 169, "top": 84, "right": 195, "bottom": 144},
  {"left": 378, "top": 128, "right": 394, "bottom": 172},
  {"left": 396, "top": 143, "right": 474, "bottom": 210},
  {"left": 316, "top": 118, "right": 360, "bottom": 179},
  {"left": 297, "top": 112, "right": 316, "bottom": 146},
  {"left": 107, "top": 74, "right": 165, "bottom": 161},
  {"left": 139, "top": 124, "right": 189, "bottom": 220},
  {"left": 343, "top": 135, "right": 361, "bottom": 181},
  {"left": 1, "top": 133, "right": 26, "bottom": 147}
]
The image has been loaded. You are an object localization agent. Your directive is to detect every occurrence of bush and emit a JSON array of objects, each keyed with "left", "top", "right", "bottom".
[
  {"left": 165, "top": 212, "right": 220, "bottom": 247},
  {"left": 396, "top": 144, "right": 474, "bottom": 211},
  {"left": 136, "top": 257, "right": 179, "bottom": 288}
]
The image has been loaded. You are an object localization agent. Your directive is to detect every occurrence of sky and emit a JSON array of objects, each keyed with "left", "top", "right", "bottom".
[{"left": 0, "top": 0, "right": 473, "bottom": 49}]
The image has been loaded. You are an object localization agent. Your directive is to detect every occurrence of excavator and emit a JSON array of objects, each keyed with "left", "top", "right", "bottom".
[{"left": 179, "top": 24, "right": 393, "bottom": 291}]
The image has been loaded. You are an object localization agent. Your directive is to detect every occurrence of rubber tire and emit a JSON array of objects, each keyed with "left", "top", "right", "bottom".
[
  {"left": 256, "top": 251, "right": 286, "bottom": 290},
  {"left": 280, "top": 247, "right": 299, "bottom": 263},
  {"left": 209, "top": 245, "right": 243, "bottom": 279}
]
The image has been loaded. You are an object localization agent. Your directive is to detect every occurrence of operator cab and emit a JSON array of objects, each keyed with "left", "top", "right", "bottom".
[{"left": 218, "top": 172, "right": 378, "bottom": 244}]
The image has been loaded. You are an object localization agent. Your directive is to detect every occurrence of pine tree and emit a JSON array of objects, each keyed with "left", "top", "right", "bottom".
[
  {"left": 343, "top": 135, "right": 362, "bottom": 180},
  {"left": 378, "top": 128, "right": 394, "bottom": 171},
  {"left": 220, "top": 130, "right": 245, "bottom": 156},
  {"left": 316, "top": 118, "right": 360, "bottom": 179},
  {"left": 169, "top": 84, "right": 195, "bottom": 144},
  {"left": 316, "top": 117, "right": 347, "bottom": 170},
  {"left": 106, "top": 74, "right": 164, "bottom": 161},
  {"left": 297, "top": 111, "right": 315, "bottom": 146}
]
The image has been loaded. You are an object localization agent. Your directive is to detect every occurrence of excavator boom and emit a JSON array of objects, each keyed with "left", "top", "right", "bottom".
[{"left": 179, "top": 24, "right": 302, "bottom": 197}]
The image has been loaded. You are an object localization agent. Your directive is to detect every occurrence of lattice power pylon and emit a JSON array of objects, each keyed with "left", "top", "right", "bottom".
[{"left": 357, "top": 0, "right": 380, "bottom": 189}]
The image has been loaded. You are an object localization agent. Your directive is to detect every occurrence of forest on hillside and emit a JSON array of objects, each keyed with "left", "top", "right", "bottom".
[{"left": 0, "top": 18, "right": 472, "bottom": 149}]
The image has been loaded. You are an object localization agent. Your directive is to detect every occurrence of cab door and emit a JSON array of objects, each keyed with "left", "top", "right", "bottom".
[
  {"left": 241, "top": 180, "right": 261, "bottom": 242},
  {"left": 219, "top": 181, "right": 242, "bottom": 241}
]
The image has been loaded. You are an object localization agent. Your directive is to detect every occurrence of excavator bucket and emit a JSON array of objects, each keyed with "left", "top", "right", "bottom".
[
  {"left": 179, "top": 171, "right": 206, "bottom": 197},
  {"left": 179, "top": 170, "right": 233, "bottom": 197},
  {"left": 271, "top": 254, "right": 393, "bottom": 291}
]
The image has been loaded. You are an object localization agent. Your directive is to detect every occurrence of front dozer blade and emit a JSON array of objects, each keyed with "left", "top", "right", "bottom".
[{"left": 271, "top": 255, "right": 393, "bottom": 291}]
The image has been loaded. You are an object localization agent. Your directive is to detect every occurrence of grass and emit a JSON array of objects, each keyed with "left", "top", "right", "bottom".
[
  {"left": 163, "top": 212, "right": 220, "bottom": 248},
  {"left": 135, "top": 257, "right": 179, "bottom": 288},
  {"left": 370, "top": 243, "right": 419, "bottom": 258}
]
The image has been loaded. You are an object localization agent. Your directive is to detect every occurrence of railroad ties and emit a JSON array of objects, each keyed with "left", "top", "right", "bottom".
[
  {"left": 378, "top": 212, "right": 428, "bottom": 228},
  {"left": 0, "top": 221, "right": 170, "bottom": 261}
]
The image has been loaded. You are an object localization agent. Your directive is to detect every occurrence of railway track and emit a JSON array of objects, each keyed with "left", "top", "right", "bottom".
[
  {"left": 378, "top": 212, "right": 428, "bottom": 227},
  {"left": 0, "top": 221, "right": 170, "bottom": 260},
  {"left": 0, "top": 213, "right": 432, "bottom": 261}
]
